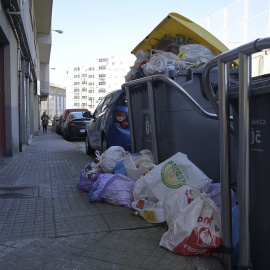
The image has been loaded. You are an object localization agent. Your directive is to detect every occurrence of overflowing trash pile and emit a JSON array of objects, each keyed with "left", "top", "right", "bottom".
[
  {"left": 125, "top": 34, "right": 217, "bottom": 82},
  {"left": 76, "top": 146, "right": 238, "bottom": 259}
]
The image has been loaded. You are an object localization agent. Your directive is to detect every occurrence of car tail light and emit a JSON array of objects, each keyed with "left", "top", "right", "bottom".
[
  {"left": 68, "top": 121, "right": 76, "bottom": 126},
  {"left": 114, "top": 111, "right": 129, "bottom": 129},
  {"left": 121, "top": 121, "right": 129, "bottom": 129},
  {"left": 115, "top": 112, "right": 126, "bottom": 122}
]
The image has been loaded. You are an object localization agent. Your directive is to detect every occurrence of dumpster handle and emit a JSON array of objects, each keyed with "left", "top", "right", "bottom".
[
  {"left": 122, "top": 74, "right": 218, "bottom": 120},
  {"left": 202, "top": 37, "right": 270, "bottom": 270}
]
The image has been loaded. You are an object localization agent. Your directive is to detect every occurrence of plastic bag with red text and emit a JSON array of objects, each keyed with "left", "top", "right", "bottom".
[{"left": 160, "top": 192, "right": 222, "bottom": 256}]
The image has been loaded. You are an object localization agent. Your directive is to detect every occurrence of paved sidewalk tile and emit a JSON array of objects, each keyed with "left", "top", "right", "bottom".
[{"left": 0, "top": 129, "right": 224, "bottom": 269}]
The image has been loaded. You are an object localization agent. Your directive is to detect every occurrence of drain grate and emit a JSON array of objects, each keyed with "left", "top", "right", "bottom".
[{"left": 0, "top": 186, "right": 40, "bottom": 199}]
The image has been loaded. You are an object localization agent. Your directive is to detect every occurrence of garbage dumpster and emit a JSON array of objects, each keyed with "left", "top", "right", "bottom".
[
  {"left": 123, "top": 69, "right": 238, "bottom": 182},
  {"left": 123, "top": 12, "right": 238, "bottom": 182},
  {"left": 229, "top": 75, "right": 270, "bottom": 270},
  {"left": 202, "top": 37, "right": 270, "bottom": 270}
]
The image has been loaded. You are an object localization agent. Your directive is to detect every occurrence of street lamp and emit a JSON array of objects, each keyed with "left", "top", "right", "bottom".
[{"left": 52, "top": 30, "right": 63, "bottom": 34}]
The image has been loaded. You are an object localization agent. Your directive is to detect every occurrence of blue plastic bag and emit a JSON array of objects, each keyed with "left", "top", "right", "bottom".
[
  {"left": 88, "top": 173, "right": 136, "bottom": 208},
  {"left": 113, "top": 152, "right": 142, "bottom": 176},
  {"left": 76, "top": 165, "right": 103, "bottom": 192},
  {"left": 113, "top": 159, "right": 127, "bottom": 176}
]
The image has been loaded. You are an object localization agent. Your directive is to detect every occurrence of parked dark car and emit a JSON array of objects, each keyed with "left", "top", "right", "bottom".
[
  {"left": 56, "top": 115, "right": 64, "bottom": 135},
  {"left": 85, "top": 89, "right": 131, "bottom": 154},
  {"left": 62, "top": 111, "right": 91, "bottom": 140}
]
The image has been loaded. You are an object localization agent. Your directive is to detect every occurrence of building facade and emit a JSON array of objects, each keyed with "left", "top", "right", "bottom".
[
  {"left": 66, "top": 56, "right": 135, "bottom": 112},
  {"left": 41, "top": 84, "right": 66, "bottom": 120},
  {"left": 199, "top": 0, "right": 270, "bottom": 76},
  {"left": 0, "top": 0, "right": 53, "bottom": 158}
]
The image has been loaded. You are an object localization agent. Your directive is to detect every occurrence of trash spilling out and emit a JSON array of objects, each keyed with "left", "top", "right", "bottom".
[
  {"left": 131, "top": 199, "right": 166, "bottom": 223},
  {"left": 74, "top": 11, "right": 239, "bottom": 265},
  {"left": 125, "top": 38, "right": 217, "bottom": 82},
  {"left": 75, "top": 147, "right": 237, "bottom": 259}
]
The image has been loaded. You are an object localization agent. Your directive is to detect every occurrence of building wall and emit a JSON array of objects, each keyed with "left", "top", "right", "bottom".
[
  {"left": 0, "top": 0, "right": 53, "bottom": 158},
  {"left": 199, "top": 0, "right": 270, "bottom": 76},
  {"left": 66, "top": 56, "right": 135, "bottom": 111},
  {"left": 41, "top": 84, "right": 66, "bottom": 120},
  {"left": 1, "top": 9, "right": 20, "bottom": 156}
]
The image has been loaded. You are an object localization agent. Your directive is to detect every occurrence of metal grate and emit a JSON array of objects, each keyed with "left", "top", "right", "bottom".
[{"left": 0, "top": 186, "right": 40, "bottom": 199}]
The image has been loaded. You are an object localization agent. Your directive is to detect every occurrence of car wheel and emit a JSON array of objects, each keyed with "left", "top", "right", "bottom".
[
  {"left": 64, "top": 132, "right": 70, "bottom": 141},
  {"left": 101, "top": 135, "right": 109, "bottom": 153},
  {"left": 85, "top": 134, "right": 95, "bottom": 155}
]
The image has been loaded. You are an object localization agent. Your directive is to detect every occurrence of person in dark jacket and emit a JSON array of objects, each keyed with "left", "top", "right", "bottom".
[{"left": 41, "top": 111, "right": 49, "bottom": 133}]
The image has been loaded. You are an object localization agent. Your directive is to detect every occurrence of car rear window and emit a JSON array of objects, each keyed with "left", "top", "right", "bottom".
[
  {"left": 69, "top": 111, "right": 88, "bottom": 118},
  {"left": 116, "top": 92, "right": 127, "bottom": 107}
]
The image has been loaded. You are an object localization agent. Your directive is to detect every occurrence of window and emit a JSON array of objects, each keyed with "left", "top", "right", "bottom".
[
  {"left": 99, "top": 74, "right": 106, "bottom": 78},
  {"left": 101, "top": 94, "right": 113, "bottom": 111},
  {"left": 99, "top": 66, "right": 106, "bottom": 70},
  {"left": 99, "top": 89, "right": 106, "bottom": 93},
  {"left": 88, "top": 75, "right": 94, "bottom": 78},
  {"left": 74, "top": 75, "right": 80, "bottom": 78},
  {"left": 74, "top": 82, "right": 80, "bottom": 85},
  {"left": 82, "top": 96, "right": 87, "bottom": 99},
  {"left": 99, "top": 58, "right": 108, "bottom": 62},
  {"left": 88, "top": 67, "right": 94, "bottom": 71},
  {"left": 82, "top": 81, "right": 87, "bottom": 85},
  {"left": 82, "top": 74, "right": 87, "bottom": 77},
  {"left": 74, "top": 67, "right": 80, "bottom": 71},
  {"left": 74, "top": 96, "right": 80, "bottom": 99},
  {"left": 88, "top": 82, "right": 94, "bottom": 86},
  {"left": 99, "top": 82, "right": 106, "bottom": 85},
  {"left": 116, "top": 92, "right": 127, "bottom": 106},
  {"left": 74, "top": 89, "right": 80, "bottom": 92},
  {"left": 74, "top": 103, "right": 80, "bottom": 106}
]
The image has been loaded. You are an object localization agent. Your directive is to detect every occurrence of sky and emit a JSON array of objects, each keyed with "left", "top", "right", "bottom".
[{"left": 50, "top": 0, "right": 236, "bottom": 86}]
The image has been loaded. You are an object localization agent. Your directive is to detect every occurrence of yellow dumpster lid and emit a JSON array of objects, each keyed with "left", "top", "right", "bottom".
[{"left": 131, "top": 12, "right": 229, "bottom": 56}]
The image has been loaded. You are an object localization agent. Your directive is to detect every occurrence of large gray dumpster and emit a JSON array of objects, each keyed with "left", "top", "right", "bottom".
[
  {"left": 202, "top": 37, "right": 270, "bottom": 270},
  {"left": 122, "top": 69, "right": 238, "bottom": 182},
  {"left": 229, "top": 76, "right": 270, "bottom": 270}
]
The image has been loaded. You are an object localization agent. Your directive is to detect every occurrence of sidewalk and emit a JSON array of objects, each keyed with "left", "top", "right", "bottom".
[{"left": 0, "top": 128, "right": 224, "bottom": 270}]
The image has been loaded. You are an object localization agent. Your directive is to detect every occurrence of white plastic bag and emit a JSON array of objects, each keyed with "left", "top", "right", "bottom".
[
  {"left": 133, "top": 49, "right": 151, "bottom": 69},
  {"left": 160, "top": 192, "right": 222, "bottom": 255},
  {"left": 133, "top": 174, "right": 157, "bottom": 203},
  {"left": 143, "top": 51, "right": 177, "bottom": 76},
  {"left": 177, "top": 44, "right": 215, "bottom": 64},
  {"left": 124, "top": 149, "right": 155, "bottom": 180},
  {"left": 96, "top": 146, "right": 128, "bottom": 173},
  {"left": 143, "top": 152, "right": 212, "bottom": 207},
  {"left": 162, "top": 185, "right": 200, "bottom": 224}
]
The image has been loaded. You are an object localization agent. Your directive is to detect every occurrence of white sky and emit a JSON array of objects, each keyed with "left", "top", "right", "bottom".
[{"left": 50, "top": 0, "right": 236, "bottom": 86}]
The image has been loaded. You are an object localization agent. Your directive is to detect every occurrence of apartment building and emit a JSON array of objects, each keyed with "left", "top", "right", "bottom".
[
  {"left": 41, "top": 84, "right": 66, "bottom": 119},
  {"left": 66, "top": 56, "right": 135, "bottom": 111}
]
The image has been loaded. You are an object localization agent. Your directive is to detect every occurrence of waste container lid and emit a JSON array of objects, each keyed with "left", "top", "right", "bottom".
[{"left": 131, "top": 12, "right": 229, "bottom": 56}]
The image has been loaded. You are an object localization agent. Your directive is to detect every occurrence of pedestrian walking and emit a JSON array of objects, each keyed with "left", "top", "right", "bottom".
[{"left": 41, "top": 111, "right": 49, "bottom": 133}]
